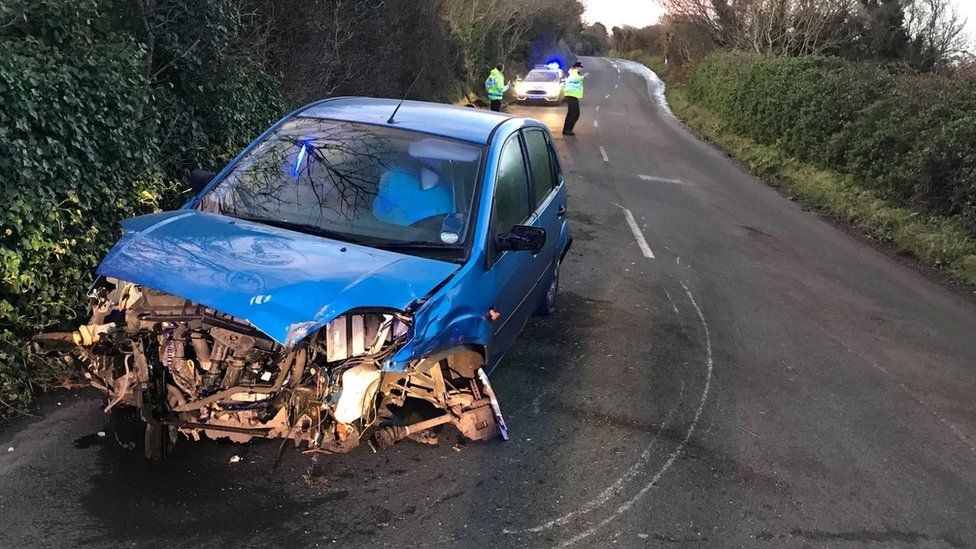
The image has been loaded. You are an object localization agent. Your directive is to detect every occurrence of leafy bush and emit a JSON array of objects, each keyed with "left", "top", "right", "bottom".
[
  {"left": 835, "top": 74, "right": 976, "bottom": 218},
  {"left": 0, "top": 0, "right": 285, "bottom": 411},
  {"left": 684, "top": 50, "right": 976, "bottom": 227},
  {"left": 0, "top": 3, "right": 162, "bottom": 407}
]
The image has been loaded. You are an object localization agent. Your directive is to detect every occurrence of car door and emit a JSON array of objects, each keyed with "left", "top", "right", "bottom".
[
  {"left": 485, "top": 133, "right": 545, "bottom": 367},
  {"left": 522, "top": 128, "right": 565, "bottom": 287}
]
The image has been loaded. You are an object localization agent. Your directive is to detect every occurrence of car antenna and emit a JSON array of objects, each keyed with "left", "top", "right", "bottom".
[{"left": 387, "top": 66, "right": 426, "bottom": 125}]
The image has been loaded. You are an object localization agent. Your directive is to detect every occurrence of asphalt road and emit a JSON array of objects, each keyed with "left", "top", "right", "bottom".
[{"left": 2, "top": 57, "right": 975, "bottom": 548}]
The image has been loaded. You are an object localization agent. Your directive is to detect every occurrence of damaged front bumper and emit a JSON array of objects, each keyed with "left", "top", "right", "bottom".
[{"left": 37, "top": 278, "right": 505, "bottom": 459}]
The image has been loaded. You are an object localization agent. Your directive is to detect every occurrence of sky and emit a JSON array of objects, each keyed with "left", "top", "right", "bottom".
[
  {"left": 582, "top": 0, "right": 664, "bottom": 31},
  {"left": 582, "top": 0, "right": 976, "bottom": 41}
]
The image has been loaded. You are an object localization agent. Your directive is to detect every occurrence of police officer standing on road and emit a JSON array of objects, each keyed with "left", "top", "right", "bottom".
[
  {"left": 485, "top": 64, "right": 509, "bottom": 112},
  {"left": 562, "top": 61, "right": 586, "bottom": 136}
]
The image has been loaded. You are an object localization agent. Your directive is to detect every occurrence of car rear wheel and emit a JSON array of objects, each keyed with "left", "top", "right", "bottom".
[{"left": 535, "top": 260, "right": 560, "bottom": 316}]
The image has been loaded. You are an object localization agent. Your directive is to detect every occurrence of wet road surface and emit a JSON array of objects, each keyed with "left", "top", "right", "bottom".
[{"left": 2, "top": 57, "right": 975, "bottom": 548}]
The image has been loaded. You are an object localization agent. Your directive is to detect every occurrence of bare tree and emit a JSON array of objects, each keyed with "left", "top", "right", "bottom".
[
  {"left": 660, "top": 0, "right": 857, "bottom": 55},
  {"left": 904, "top": 0, "right": 970, "bottom": 68},
  {"left": 439, "top": 0, "right": 582, "bottom": 80}
]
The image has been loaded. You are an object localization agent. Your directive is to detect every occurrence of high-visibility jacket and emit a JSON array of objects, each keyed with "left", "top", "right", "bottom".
[
  {"left": 485, "top": 69, "right": 509, "bottom": 101},
  {"left": 564, "top": 68, "right": 585, "bottom": 99}
]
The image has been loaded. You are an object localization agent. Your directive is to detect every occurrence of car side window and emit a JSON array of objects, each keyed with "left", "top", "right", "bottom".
[
  {"left": 492, "top": 135, "right": 531, "bottom": 239},
  {"left": 524, "top": 129, "right": 556, "bottom": 207},
  {"left": 546, "top": 132, "right": 563, "bottom": 185}
]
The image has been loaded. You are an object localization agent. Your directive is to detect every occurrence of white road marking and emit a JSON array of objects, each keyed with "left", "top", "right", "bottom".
[
  {"left": 557, "top": 281, "right": 714, "bottom": 547},
  {"left": 663, "top": 288, "right": 680, "bottom": 316},
  {"left": 613, "top": 203, "right": 654, "bottom": 259},
  {"left": 504, "top": 389, "right": 682, "bottom": 536},
  {"left": 615, "top": 83, "right": 619, "bottom": 89},
  {"left": 506, "top": 280, "right": 715, "bottom": 543},
  {"left": 639, "top": 174, "right": 684, "bottom": 185},
  {"left": 594, "top": 120, "right": 599, "bottom": 128},
  {"left": 599, "top": 146, "right": 609, "bottom": 163},
  {"left": 867, "top": 360, "right": 976, "bottom": 455},
  {"left": 596, "top": 105, "right": 600, "bottom": 112},
  {"left": 605, "top": 94, "right": 611, "bottom": 100}
]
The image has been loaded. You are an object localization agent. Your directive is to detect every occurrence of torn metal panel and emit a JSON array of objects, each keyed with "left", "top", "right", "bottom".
[{"left": 43, "top": 278, "right": 506, "bottom": 459}]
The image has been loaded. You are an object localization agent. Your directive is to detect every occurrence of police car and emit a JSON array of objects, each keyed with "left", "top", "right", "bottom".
[{"left": 514, "top": 64, "right": 565, "bottom": 104}]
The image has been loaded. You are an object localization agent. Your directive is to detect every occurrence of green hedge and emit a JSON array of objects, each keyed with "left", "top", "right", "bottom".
[
  {"left": 684, "top": 51, "right": 976, "bottom": 225},
  {"left": 0, "top": 0, "right": 285, "bottom": 410}
]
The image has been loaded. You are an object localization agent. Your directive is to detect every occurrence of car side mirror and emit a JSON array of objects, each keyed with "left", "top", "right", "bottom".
[
  {"left": 495, "top": 225, "right": 546, "bottom": 253},
  {"left": 189, "top": 169, "right": 217, "bottom": 195}
]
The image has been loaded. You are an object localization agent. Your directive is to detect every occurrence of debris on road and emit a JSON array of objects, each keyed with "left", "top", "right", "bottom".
[
  {"left": 6, "top": 446, "right": 13, "bottom": 453},
  {"left": 228, "top": 455, "right": 242, "bottom": 463}
]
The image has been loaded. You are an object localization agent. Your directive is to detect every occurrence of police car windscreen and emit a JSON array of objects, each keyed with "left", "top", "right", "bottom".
[{"left": 526, "top": 70, "right": 560, "bottom": 82}]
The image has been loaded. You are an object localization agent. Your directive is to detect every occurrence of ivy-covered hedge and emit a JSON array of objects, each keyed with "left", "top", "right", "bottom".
[
  {"left": 685, "top": 51, "right": 976, "bottom": 225},
  {"left": 0, "top": 0, "right": 285, "bottom": 410}
]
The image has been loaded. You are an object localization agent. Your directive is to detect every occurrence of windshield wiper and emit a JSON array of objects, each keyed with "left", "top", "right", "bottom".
[
  {"left": 225, "top": 215, "right": 370, "bottom": 246},
  {"left": 375, "top": 240, "right": 463, "bottom": 251}
]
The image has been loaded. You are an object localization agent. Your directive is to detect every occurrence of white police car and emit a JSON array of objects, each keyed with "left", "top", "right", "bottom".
[{"left": 514, "top": 64, "right": 565, "bottom": 104}]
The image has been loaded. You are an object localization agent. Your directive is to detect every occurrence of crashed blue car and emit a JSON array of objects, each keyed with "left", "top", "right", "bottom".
[{"left": 46, "top": 98, "right": 571, "bottom": 458}]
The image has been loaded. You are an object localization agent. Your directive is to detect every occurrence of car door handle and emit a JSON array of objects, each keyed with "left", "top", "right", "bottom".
[{"left": 557, "top": 205, "right": 567, "bottom": 218}]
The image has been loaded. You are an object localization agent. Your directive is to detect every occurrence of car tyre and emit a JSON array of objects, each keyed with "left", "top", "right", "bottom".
[{"left": 535, "top": 260, "right": 560, "bottom": 316}]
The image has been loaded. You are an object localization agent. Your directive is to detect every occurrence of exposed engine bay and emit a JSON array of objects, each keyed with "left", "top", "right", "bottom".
[{"left": 38, "top": 278, "right": 506, "bottom": 459}]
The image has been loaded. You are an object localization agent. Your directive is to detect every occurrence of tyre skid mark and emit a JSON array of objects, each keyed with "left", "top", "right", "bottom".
[
  {"left": 503, "top": 280, "right": 715, "bottom": 546},
  {"left": 556, "top": 281, "right": 714, "bottom": 547}
]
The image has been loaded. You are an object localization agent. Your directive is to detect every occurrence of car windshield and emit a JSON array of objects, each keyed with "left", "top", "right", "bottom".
[
  {"left": 526, "top": 70, "right": 560, "bottom": 82},
  {"left": 198, "top": 118, "right": 484, "bottom": 255}
]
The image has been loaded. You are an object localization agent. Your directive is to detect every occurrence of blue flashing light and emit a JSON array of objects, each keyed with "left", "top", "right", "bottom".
[
  {"left": 546, "top": 60, "right": 562, "bottom": 71},
  {"left": 292, "top": 142, "right": 309, "bottom": 178}
]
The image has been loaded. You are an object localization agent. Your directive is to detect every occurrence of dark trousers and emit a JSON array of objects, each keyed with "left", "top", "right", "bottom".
[
  {"left": 490, "top": 100, "right": 502, "bottom": 112},
  {"left": 563, "top": 97, "right": 580, "bottom": 133}
]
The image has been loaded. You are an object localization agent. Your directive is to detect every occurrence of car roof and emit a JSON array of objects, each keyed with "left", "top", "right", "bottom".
[{"left": 297, "top": 97, "right": 514, "bottom": 145}]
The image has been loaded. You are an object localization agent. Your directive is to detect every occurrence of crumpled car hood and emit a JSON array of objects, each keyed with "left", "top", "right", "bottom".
[{"left": 96, "top": 210, "right": 459, "bottom": 346}]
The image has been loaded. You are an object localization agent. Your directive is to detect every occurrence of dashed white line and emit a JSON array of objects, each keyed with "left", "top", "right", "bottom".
[
  {"left": 615, "top": 83, "right": 619, "bottom": 89},
  {"left": 595, "top": 105, "right": 600, "bottom": 112},
  {"left": 639, "top": 174, "right": 684, "bottom": 185},
  {"left": 599, "top": 146, "right": 609, "bottom": 163},
  {"left": 605, "top": 94, "right": 611, "bottom": 100},
  {"left": 594, "top": 120, "right": 599, "bottom": 128},
  {"left": 613, "top": 203, "right": 654, "bottom": 259}
]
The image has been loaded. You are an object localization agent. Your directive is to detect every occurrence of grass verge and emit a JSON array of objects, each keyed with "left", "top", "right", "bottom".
[{"left": 616, "top": 51, "right": 976, "bottom": 288}]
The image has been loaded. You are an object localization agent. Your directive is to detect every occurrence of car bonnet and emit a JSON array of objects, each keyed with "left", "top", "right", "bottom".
[{"left": 96, "top": 210, "right": 460, "bottom": 347}]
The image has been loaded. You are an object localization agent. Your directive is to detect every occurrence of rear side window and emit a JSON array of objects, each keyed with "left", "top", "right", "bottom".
[
  {"left": 524, "top": 129, "right": 556, "bottom": 206},
  {"left": 492, "top": 136, "right": 531, "bottom": 237}
]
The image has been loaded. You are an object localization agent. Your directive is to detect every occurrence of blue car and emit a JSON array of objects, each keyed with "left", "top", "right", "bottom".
[{"left": 48, "top": 98, "right": 572, "bottom": 458}]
